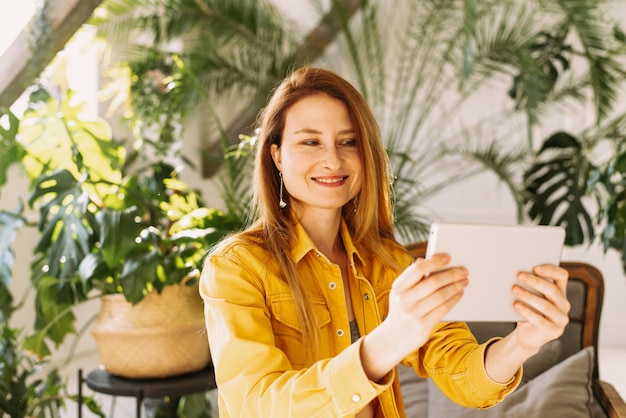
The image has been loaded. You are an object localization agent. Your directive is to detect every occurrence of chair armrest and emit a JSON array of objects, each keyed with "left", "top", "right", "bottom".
[{"left": 593, "top": 379, "right": 626, "bottom": 418}]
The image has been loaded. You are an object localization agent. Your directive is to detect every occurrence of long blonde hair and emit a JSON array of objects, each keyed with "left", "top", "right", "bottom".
[{"left": 231, "top": 67, "right": 405, "bottom": 353}]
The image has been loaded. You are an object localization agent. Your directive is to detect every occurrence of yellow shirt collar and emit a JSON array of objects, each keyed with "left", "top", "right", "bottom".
[{"left": 290, "top": 217, "right": 366, "bottom": 267}]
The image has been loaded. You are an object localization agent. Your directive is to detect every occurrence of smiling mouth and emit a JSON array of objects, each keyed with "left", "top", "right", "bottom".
[{"left": 313, "top": 176, "right": 348, "bottom": 184}]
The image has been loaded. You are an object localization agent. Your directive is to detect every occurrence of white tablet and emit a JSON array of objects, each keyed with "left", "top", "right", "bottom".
[{"left": 425, "top": 222, "right": 565, "bottom": 322}]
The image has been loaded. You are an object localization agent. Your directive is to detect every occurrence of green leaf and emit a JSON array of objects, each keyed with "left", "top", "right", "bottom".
[
  {"left": 555, "top": 0, "right": 623, "bottom": 123},
  {"left": 0, "top": 209, "right": 24, "bottom": 316},
  {"left": 0, "top": 108, "right": 19, "bottom": 138},
  {"left": 524, "top": 134, "right": 595, "bottom": 246},
  {"left": 0, "top": 322, "right": 31, "bottom": 416},
  {"left": 0, "top": 209, "right": 24, "bottom": 285},
  {"left": 29, "top": 169, "right": 93, "bottom": 279},
  {"left": 119, "top": 247, "right": 160, "bottom": 304},
  {"left": 97, "top": 207, "right": 146, "bottom": 269},
  {"left": 593, "top": 145, "right": 626, "bottom": 259},
  {"left": 614, "top": 24, "right": 626, "bottom": 43},
  {"left": 67, "top": 394, "right": 106, "bottom": 418},
  {"left": 179, "top": 392, "right": 212, "bottom": 418},
  {"left": 539, "top": 131, "right": 581, "bottom": 152},
  {"left": 27, "top": 368, "right": 66, "bottom": 417},
  {"left": 22, "top": 331, "right": 52, "bottom": 357},
  {"left": 0, "top": 109, "right": 25, "bottom": 190},
  {"left": 31, "top": 275, "right": 77, "bottom": 351},
  {"left": 77, "top": 253, "right": 105, "bottom": 283},
  {"left": 18, "top": 90, "right": 124, "bottom": 186},
  {"left": 613, "top": 152, "right": 626, "bottom": 173}
]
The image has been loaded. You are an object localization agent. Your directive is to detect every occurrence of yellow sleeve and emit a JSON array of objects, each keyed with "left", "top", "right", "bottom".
[
  {"left": 402, "top": 322, "right": 522, "bottom": 409},
  {"left": 199, "top": 251, "right": 394, "bottom": 417}
]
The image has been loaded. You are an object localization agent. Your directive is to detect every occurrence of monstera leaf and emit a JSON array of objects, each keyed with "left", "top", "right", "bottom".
[
  {"left": 524, "top": 131, "right": 595, "bottom": 246},
  {"left": 18, "top": 90, "right": 124, "bottom": 186},
  {"left": 28, "top": 169, "right": 94, "bottom": 279}
]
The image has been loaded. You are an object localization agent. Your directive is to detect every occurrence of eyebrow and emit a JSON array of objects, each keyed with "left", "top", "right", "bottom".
[{"left": 293, "top": 128, "right": 355, "bottom": 135}]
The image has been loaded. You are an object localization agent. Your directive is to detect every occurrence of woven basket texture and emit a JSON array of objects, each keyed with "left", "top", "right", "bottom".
[{"left": 91, "top": 282, "right": 211, "bottom": 379}]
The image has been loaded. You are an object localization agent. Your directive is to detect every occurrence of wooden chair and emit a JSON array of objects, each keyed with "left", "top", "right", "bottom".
[{"left": 405, "top": 241, "right": 626, "bottom": 418}]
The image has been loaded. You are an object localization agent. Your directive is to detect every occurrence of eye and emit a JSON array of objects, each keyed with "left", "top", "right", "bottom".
[
  {"left": 301, "top": 139, "right": 321, "bottom": 146},
  {"left": 339, "top": 138, "right": 358, "bottom": 147}
]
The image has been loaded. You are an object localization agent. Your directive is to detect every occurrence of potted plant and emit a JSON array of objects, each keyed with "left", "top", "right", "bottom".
[{"left": 0, "top": 80, "right": 244, "bottom": 379}]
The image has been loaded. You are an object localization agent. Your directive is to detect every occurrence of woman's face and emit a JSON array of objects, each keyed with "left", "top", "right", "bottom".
[{"left": 270, "top": 93, "right": 363, "bottom": 217}]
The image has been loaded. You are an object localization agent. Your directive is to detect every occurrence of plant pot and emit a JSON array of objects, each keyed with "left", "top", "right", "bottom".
[{"left": 91, "top": 281, "right": 211, "bottom": 379}]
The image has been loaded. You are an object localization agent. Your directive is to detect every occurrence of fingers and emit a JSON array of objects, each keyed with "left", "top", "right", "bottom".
[
  {"left": 392, "top": 254, "right": 469, "bottom": 321},
  {"left": 513, "top": 284, "right": 569, "bottom": 329},
  {"left": 414, "top": 274, "right": 468, "bottom": 320},
  {"left": 391, "top": 253, "right": 451, "bottom": 292},
  {"left": 513, "top": 266, "right": 570, "bottom": 328},
  {"left": 533, "top": 264, "right": 568, "bottom": 293},
  {"left": 516, "top": 266, "right": 570, "bottom": 313}
]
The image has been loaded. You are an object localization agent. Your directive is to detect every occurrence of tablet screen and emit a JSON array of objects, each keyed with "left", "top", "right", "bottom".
[{"left": 425, "top": 222, "right": 565, "bottom": 322}]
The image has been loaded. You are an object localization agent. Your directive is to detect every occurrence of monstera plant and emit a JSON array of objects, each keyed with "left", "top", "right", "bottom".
[
  {"left": 524, "top": 127, "right": 626, "bottom": 271},
  {"left": 0, "top": 84, "right": 243, "bottom": 359}
]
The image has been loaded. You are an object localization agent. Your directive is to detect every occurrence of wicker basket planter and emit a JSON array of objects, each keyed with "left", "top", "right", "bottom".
[{"left": 91, "top": 281, "right": 210, "bottom": 379}]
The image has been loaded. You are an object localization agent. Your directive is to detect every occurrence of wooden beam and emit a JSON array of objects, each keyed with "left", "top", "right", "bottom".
[{"left": 0, "top": 0, "right": 104, "bottom": 109}]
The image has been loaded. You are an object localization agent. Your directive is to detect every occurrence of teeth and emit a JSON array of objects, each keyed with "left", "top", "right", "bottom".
[{"left": 316, "top": 177, "right": 344, "bottom": 184}]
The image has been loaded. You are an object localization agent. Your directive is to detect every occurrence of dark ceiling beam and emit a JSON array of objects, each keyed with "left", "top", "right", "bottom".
[{"left": 0, "top": 0, "right": 104, "bottom": 109}]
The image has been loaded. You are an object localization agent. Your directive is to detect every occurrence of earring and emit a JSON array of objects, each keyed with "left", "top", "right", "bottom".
[
  {"left": 353, "top": 195, "right": 358, "bottom": 212},
  {"left": 279, "top": 173, "right": 287, "bottom": 208}
]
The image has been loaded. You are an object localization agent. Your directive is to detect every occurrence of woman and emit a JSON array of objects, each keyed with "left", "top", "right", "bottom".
[{"left": 200, "top": 67, "right": 570, "bottom": 417}]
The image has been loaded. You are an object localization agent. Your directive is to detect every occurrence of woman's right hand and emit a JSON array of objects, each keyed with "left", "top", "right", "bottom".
[
  {"left": 387, "top": 253, "right": 468, "bottom": 353},
  {"left": 360, "top": 253, "right": 469, "bottom": 381}
]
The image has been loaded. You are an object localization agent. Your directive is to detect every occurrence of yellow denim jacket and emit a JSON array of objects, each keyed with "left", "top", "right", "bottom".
[{"left": 200, "top": 220, "right": 521, "bottom": 417}]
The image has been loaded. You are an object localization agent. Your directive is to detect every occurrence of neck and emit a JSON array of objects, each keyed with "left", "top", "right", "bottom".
[{"left": 297, "top": 207, "right": 343, "bottom": 257}]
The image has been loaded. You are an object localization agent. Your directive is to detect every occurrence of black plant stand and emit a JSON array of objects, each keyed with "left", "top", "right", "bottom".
[{"left": 77, "top": 365, "right": 216, "bottom": 418}]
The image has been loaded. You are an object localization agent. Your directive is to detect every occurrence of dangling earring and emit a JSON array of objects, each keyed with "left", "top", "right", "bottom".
[
  {"left": 352, "top": 195, "right": 358, "bottom": 212},
  {"left": 279, "top": 173, "right": 287, "bottom": 208}
]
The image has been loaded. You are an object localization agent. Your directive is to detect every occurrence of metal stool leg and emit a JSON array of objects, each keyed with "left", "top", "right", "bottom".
[
  {"left": 167, "top": 396, "right": 181, "bottom": 417},
  {"left": 137, "top": 390, "right": 143, "bottom": 418},
  {"left": 77, "top": 369, "right": 83, "bottom": 418}
]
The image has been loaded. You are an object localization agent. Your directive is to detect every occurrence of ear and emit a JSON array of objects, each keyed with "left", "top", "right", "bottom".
[{"left": 270, "top": 143, "right": 282, "bottom": 172}]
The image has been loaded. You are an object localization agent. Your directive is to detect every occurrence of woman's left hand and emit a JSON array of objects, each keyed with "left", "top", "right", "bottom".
[
  {"left": 484, "top": 264, "right": 570, "bottom": 383},
  {"left": 511, "top": 264, "right": 570, "bottom": 351}
]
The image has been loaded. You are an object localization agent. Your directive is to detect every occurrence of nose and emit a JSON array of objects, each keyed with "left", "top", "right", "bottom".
[{"left": 322, "top": 146, "right": 341, "bottom": 170}]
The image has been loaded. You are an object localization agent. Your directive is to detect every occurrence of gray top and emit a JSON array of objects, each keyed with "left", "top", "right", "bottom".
[{"left": 349, "top": 319, "right": 360, "bottom": 344}]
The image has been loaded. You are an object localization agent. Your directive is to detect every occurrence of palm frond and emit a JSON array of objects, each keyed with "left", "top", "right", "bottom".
[
  {"left": 94, "top": 0, "right": 300, "bottom": 101},
  {"left": 551, "top": 0, "right": 623, "bottom": 122},
  {"left": 454, "top": 141, "right": 529, "bottom": 208}
]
